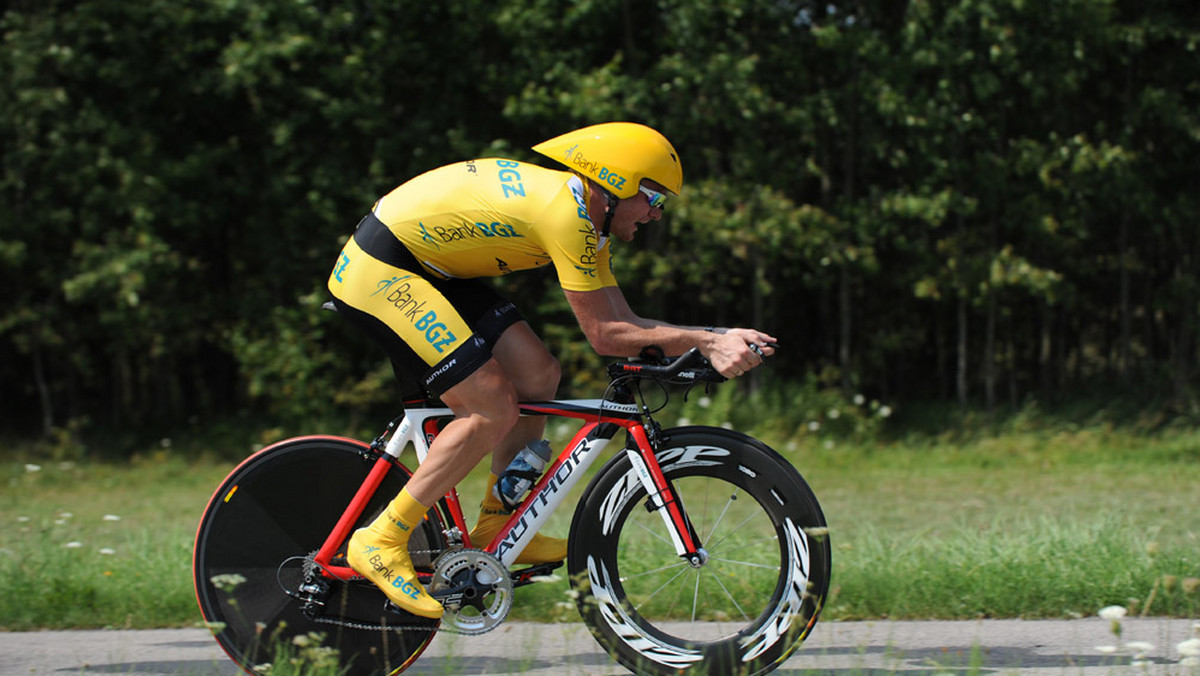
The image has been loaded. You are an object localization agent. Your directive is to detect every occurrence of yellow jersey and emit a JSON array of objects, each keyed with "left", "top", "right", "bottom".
[{"left": 371, "top": 159, "right": 616, "bottom": 291}]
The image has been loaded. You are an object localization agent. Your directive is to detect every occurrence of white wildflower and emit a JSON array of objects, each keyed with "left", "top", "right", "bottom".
[
  {"left": 853, "top": 394, "right": 865, "bottom": 406},
  {"left": 1095, "top": 645, "right": 1118, "bottom": 654},
  {"left": 827, "top": 408, "right": 840, "bottom": 419},
  {"left": 677, "top": 417, "right": 691, "bottom": 427},
  {"left": 24, "top": 464, "right": 41, "bottom": 473},
  {"left": 103, "top": 514, "right": 121, "bottom": 522},
  {"left": 16, "top": 516, "right": 30, "bottom": 523},
  {"left": 698, "top": 396, "right": 712, "bottom": 409},
  {"left": 1098, "top": 605, "right": 1127, "bottom": 621},
  {"left": 1178, "top": 638, "right": 1200, "bottom": 657},
  {"left": 878, "top": 405, "right": 893, "bottom": 418},
  {"left": 211, "top": 573, "right": 248, "bottom": 593},
  {"left": 64, "top": 541, "right": 83, "bottom": 549},
  {"left": 823, "top": 440, "right": 835, "bottom": 450},
  {"left": 807, "top": 421, "right": 820, "bottom": 432},
  {"left": 98, "top": 548, "right": 116, "bottom": 555}
]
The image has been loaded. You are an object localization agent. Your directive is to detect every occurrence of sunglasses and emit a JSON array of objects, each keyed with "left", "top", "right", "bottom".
[{"left": 638, "top": 185, "right": 669, "bottom": 209}]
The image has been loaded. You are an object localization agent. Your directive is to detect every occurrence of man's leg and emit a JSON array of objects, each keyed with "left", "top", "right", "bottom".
[
  {"left": 468, "top": 322, "right": 567, "bottom": 563},
  {"left": 403, "top": 358, "right": 521, "bottom": 504},
  {"left": 348, "top": 359, "right": 520, "bottom": 617},
  {"left": 486, "top": 321, "right": 562, "bottom": 472}
]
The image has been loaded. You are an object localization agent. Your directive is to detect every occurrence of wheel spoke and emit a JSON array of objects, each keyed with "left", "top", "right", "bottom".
[
  {"left": 705, "top": 509, "right": 767, "bottom": 550},
  {"left": 619, "top": 560, "right": 689, "bottom": 582},
  {"left": 708, "top": 556, "right": 780, "bottom": 571},
  {"left": 630, "top": 563, "right": 692, "bottom": 612},
  {"left": 691, "top": 566, "right": 701, "bottom": 623},
  {"left": 705, "top": 566, "right": 751, "bottom": 621},
  {"left": 697, "top": 488, "right": 737, "bottom": 543},
  {"left": 632, "top": 516, "right": 675, "bottom": 547}
]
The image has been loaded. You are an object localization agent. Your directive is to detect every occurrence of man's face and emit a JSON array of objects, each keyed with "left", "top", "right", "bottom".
[{"left": 608, "top": 181, "right": 667, "bottom": 242}]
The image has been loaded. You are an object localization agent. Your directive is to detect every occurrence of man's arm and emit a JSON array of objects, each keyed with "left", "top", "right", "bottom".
[{"left": 563, "top": 287, "right": 776, "bottom": 378}]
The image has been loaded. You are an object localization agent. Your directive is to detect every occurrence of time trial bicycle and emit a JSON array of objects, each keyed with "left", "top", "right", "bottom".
[{"left": 193, "top": 347, "right": 831, "bottom": 676}]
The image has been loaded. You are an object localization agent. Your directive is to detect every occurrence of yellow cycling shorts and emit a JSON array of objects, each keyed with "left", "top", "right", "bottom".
[{"left": 328, "top": 213, "right": 522, "bottom": 394}]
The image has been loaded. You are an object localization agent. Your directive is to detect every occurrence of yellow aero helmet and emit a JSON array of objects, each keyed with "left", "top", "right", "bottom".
[{"left": 532, "top": 122, "right": 683, "bottom": 199}]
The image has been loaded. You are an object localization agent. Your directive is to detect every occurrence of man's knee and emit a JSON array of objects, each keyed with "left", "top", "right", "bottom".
[
  {"left": 445, "top": 361, "right": 521, "bottom": 434},
  {"left": 524, "top": 352, "right": 561, "bottom": 399}
]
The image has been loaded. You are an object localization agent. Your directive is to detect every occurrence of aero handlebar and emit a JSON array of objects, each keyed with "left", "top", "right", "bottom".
[{"left": 606, "top": 344, "right": 776, "bottom": 385}]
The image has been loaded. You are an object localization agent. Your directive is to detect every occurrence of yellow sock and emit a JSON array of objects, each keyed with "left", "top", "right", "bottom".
[
  {"left": 469, "top": 473, "right": 567, "bottom": 564},
  {"left": 347, "top": 487, "right": 444, "bottom": 618}
]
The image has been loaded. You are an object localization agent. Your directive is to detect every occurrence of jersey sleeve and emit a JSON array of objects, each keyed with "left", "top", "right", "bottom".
[{"left": 536, "top": 184, "right": 619, "bottom": 292}]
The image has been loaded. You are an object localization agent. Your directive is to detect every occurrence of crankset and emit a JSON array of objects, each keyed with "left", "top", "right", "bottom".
[{"left": 427, "top": 548, "right": 513, "bottom": 635}]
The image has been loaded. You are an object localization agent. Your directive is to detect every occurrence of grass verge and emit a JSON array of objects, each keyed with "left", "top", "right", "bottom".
[{"left": 1, "top": 415, "right": 1197, "bottom": 631}]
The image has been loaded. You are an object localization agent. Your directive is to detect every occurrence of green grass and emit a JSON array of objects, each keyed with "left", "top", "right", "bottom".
[
  {"left": 1, "top": 409, "right": 1198, "bottom": 631},
  {"left": 0, "top": 453, "right": 229, "bottom": 629}
]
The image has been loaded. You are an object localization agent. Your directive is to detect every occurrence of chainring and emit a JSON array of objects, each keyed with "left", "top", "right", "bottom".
[{"left": 428, "top": 548, "right": 512, "bottom": 635}]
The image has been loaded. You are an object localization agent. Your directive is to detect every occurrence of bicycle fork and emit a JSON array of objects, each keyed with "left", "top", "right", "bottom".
[{"left": 624, "top": 424, "right": 706, "bottom": 566}]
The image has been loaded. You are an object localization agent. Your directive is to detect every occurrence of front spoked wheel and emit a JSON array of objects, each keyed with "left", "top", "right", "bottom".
[{"left": 568, "top": 427, "right": 831, "bottom": 676}]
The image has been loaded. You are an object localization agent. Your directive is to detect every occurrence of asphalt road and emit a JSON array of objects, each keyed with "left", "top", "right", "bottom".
[{"left": 2, "top": 618, "right": 1197, "bottom": 675}]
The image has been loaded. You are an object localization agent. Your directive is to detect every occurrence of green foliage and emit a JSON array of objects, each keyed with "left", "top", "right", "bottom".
[
  {"left": 662, "top": 373, "right": 893, "bottom": 448},
  {"left": 2, "top": 0, "right": 1198, "bottom": 450}
]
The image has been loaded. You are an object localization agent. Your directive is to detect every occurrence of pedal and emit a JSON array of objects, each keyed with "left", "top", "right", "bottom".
[{"left": 509, "top": 560, "right": 563, "bottom": 588}]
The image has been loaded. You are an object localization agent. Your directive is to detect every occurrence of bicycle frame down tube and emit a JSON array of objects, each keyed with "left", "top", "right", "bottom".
[
  {"left": 487, "top": 398, "right": 701, "bottom": 568},
  {"left": 488, "top": 417, "right": 620, "bottom": 567}
]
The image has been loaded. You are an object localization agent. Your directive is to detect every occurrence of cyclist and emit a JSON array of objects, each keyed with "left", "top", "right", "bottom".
[{"left": 326, "top": 122, "right": 777, "bottom": 618}]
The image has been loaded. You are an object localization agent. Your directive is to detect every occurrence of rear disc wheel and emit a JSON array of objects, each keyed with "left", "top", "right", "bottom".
[{"left": 193, "top": 437, "right": 445, "bottom": 675}]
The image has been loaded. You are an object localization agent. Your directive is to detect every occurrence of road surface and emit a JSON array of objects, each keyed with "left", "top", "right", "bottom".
[{"left": 1, "top": 618, "right": 1196, "bottom": 675}]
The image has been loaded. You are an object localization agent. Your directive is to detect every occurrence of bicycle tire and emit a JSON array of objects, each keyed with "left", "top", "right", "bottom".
[
  {"left": 193, "top": 436, "right": 445, "bottom": 676},
  {"left": 567, "top": 426, "right": 831, "bottom": 676}
]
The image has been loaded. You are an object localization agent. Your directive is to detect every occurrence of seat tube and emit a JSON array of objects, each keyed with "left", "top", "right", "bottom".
[
  {"left": 314, "top": 454, "right": 394, "bottom": 570},
  {"left": 625, "top": 425, "right": 701, "bottom": 559}
]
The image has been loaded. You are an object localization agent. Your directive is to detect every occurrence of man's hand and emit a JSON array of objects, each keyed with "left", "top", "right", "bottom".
[{"left": 704, "top": 328, "right": 777, "bottom": 378}]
